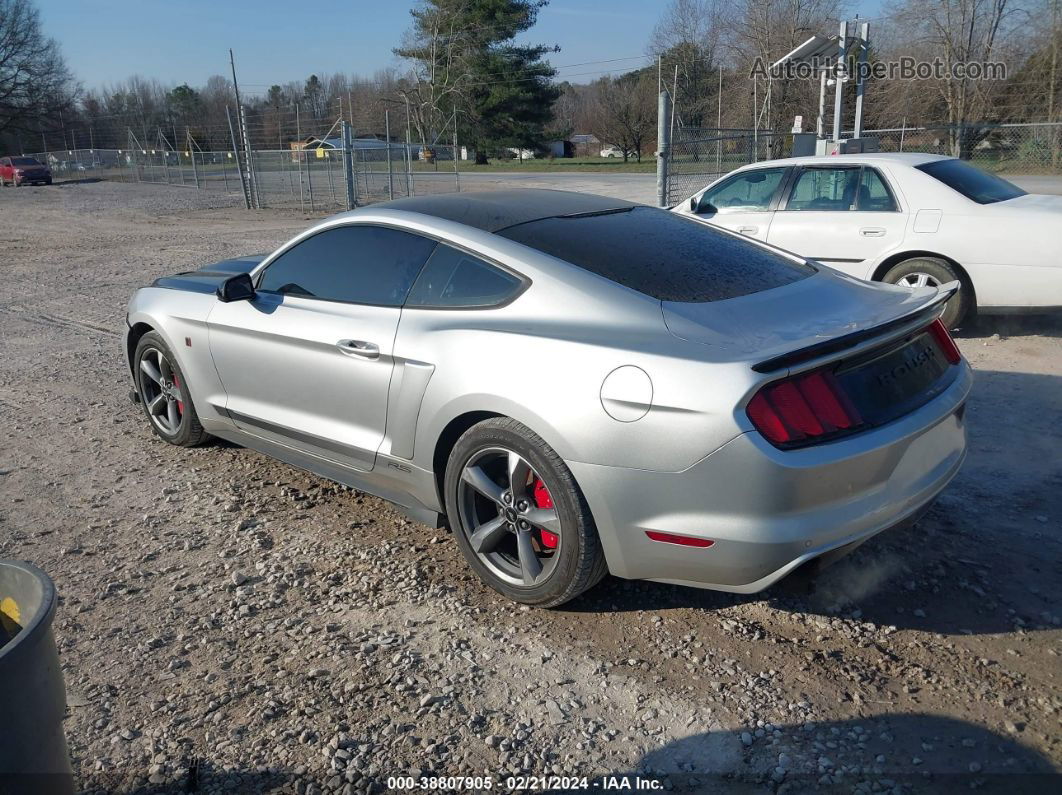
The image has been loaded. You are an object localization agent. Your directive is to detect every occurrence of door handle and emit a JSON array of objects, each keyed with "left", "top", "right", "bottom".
[
  {"left": 738, "top": 226, "right": 758, "bottom": 235},
  {"left": 860, "top": 227, "right": 886, "bottom": 237},
  {"left": 337, "top": 339, "right": 379, "bottom": 359}
]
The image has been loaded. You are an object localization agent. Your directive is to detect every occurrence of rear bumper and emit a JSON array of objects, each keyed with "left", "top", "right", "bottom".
[{"left": 570, "top": 362, "right": 972, "bottom": 592}]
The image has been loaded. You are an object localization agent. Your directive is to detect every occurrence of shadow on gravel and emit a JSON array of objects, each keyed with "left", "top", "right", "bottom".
[
  {"left": 79, "top": 757, "right": 293, "bottom": 794},
  {"left": 603, "top": 713, "right": 1060, "bottom": 794},
  {"left": 956, "top": 313, "right": 1062, "bottom": 339}
]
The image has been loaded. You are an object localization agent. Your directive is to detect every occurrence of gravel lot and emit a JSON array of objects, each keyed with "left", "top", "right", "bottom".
[{"left": 1, "top": 181, "right": 1059, "bottom": 794}]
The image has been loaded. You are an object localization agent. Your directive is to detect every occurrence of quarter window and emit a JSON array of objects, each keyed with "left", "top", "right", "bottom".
[
  {"left": 700, "top": 167, "right": 786, "bottom": 212},
  {"left": 406, "top": 244, "right": 522, "bottom": 308},
  {"left": 856, "top": 168, "right": 898, "bottom": 211},
  {"left": 257, "top": 225, "right": 437, "bottom": 306},
  {"left": 786, "top": 167, "right": 860, "bottom": 211}
]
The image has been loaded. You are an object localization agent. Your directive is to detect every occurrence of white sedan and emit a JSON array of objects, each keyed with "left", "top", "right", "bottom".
[{"left": 673, "top": 152, "right": 1062, "bottom": 327}]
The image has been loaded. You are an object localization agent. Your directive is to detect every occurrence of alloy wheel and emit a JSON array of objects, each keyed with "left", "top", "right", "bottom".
[
  {"left": 456, "top": 447, "right": 562, "bottom": 587},
  {"left": 896, "top": 272, "right": 941, "bottom": 289},
  {"left": 139, "top": 347, "right": 185, "bottom": 435}
]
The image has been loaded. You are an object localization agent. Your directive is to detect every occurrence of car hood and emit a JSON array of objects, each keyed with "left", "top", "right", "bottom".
[
  {"left": 661, "top": 270, "right": 944, "bottom": 365},
  {"left": 151, "top": 255, "right": 266, "bottom": 295}
]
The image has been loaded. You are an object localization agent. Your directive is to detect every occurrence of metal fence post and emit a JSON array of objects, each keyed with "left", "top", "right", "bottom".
[
  {"left": 405, "top": 127, "right": 414, "bottom": 197},
  {"left": 453, "top": 113, "right": 460, "bottom": 193},
  {"left": 385, "top": 110, "right": 394, "bottom": 201},
  {"left": 189, "top": 143, "right": 200, "bottom": 189},
  {"left": 342, "top": 121, "right": 356, "bottom": 210},
  {"left": 656, "top": 90, "right": 671, "bottom": 207}
]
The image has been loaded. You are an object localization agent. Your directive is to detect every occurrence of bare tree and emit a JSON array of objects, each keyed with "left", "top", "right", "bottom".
[
  {"left": 588, "top": 74, "right": 657, "bottom": 161},
  {"left": 887, "top": 0, "right": 1024, "bottom": 155},
  {"left": 0, "top": 0, "right": 77, "bottom": 146},
  {"left": 648, "top": 0, "right": 726, "bottom": 127},
  {"left": 721, "top": 0, "right": 842, "bottom": 142}
]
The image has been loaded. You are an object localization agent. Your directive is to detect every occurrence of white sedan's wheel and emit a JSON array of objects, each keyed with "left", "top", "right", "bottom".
[
  {"left": 896, "top": 272, "right": 941, "bottom": 290},
  {"left": 882, "top": 257, "right": 970, "bottom": 329}
]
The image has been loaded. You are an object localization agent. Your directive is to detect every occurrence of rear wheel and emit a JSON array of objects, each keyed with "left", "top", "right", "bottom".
[
  {"left": 133, "top": 331, "right": 208, "bottom": 447},
  {"left": 444, "top": 417, "right": 607, "bottom": 608},
  {"left": 882, "top": 256, "right": 970, "bottom": 329}
]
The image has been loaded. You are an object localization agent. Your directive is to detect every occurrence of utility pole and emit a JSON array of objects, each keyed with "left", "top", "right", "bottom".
[
  {"left": 227, "top": 106, "right": 251, "bottom": 209},
  {"left": 832, "top": 20, "right": 848, "bottom": 143},
  {"left": 853, "top": 21, "right": 870, "bottom": 139},
  {"left": 229, "top": 49, "right": 245, "bottom": 121}
]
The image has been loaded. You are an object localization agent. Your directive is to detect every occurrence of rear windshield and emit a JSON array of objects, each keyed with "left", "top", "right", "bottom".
[
  {"left": 496, "top": 206, "right": 814, "bottom": 302},
  {"left": 916, "top": 159, "right": 1025, "bottom": 204},
  {"left": 10, "top": 157, "right": 41, "bottom": 166}
]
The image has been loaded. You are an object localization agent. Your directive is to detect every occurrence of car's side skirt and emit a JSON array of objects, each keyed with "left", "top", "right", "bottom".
[{"left": 208, "top": 425, "right": 445, "bottom": 528}]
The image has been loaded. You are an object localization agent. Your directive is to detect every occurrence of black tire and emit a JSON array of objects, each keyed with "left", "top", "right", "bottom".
[
  {"left": 133, "top": 331, "right": 209, "bottom": 447},
  {"left": 882, "top": 256, "right": 971, "bottom": 329},
  {"left": 444, "top": 417, "right": 608, "bottom": 608}
]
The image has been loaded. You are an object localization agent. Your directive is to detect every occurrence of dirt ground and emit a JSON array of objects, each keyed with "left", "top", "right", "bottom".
[{"left": 0, "top": 181, "right": 1059, "bottom": 794}]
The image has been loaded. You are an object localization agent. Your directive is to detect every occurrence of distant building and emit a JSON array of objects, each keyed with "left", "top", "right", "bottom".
[{"left": 570, "top": 133, "right": 600, "bottom": 157}]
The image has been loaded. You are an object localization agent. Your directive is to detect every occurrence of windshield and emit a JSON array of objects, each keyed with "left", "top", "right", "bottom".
[
  {"left": 11, "top": 157, "right": 42, "bottom": 166},
  {"left": 916, "top": 159, "right": 1025, "bottom": 204}
]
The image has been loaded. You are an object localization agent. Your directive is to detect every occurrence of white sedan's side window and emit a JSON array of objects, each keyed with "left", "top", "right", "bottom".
[
  {"left": 786, "top": 167, "right": 861, "bottom": 211},
  {"left": 701, "top": 167, "right": 786, "bottom": 212},
  {"left": 856, "top": 169, "right": 899, "bottom": 211}
]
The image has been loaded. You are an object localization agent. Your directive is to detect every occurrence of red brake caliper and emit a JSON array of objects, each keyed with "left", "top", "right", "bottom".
[
  {"left": 173, "top": 374, "right": 184, "bottom": 415},
  {"left": 532, "top": 478, "right": 558, "bottom": 549}
]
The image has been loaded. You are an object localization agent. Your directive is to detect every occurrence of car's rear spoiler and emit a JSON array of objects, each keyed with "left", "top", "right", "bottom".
[{"left": 752, "top": 281, "right": 960, "bottom": 374}]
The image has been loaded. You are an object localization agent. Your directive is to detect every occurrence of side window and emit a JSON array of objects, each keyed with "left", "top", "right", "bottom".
[
  {"left": 257, "top": 225, "right": 437, "bottom": 306},
  {"left": 701, "top": 167, "right": 786, "bottom": 212},
  {"left": 856, "top": 168, "right": 898, "bottom": 211},
  {"left": 406, "top": 244, "right": 522, "bottom": 308},
  {"left": 785, "top": 167, "right": 860, "bottom": 211}
]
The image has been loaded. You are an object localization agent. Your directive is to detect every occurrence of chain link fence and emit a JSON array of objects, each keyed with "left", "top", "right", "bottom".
[
  {"left": 666, "top": 127, "right": 780, "bottom": 206},
  {"left": 664, "top": 121, "right": 1062, "bottom": 205},
  {"left": 10, "top": 138, "right": 463, "bottom": 212},
  {"left": 848, "top": 122, "right": 1062, "bottom": 176}
]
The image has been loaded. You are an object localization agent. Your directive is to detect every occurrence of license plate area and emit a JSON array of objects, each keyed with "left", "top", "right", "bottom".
[{"left": 834, "top": 331, "right": 956, "bottom": 427}]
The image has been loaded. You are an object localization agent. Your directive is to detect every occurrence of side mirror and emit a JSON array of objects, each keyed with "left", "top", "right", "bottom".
[
  {"left": 217, "top": 272, "right": 255, "bottom": 303},
  {"left": 692, "top": 195, "right": 717, "bottom": 214}
]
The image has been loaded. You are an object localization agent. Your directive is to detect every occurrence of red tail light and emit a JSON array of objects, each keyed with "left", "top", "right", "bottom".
[
  {"left": 928, "top": 318, "right": 962, "bottom": 364},
  {"left": 747, "top": 368, "right": 862, "bottom": 446},
  {"left": 747, "top": 318, "right": 961, "bottom": 448}
]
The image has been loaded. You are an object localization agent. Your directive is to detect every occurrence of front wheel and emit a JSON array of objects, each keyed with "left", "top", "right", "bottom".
[
  {"left": 444, "top": 417, "right": 607, "bottom": 608},
  {"left": 882, "top": 256, "right": 971, "bottom": 329},
  {"left": 133, "top": 331, "right": 209, "bottom": 447}
]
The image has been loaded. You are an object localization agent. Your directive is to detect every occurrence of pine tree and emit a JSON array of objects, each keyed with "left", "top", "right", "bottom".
[{"left": 395, "top": 0, "right": 560, "bottom": 163}]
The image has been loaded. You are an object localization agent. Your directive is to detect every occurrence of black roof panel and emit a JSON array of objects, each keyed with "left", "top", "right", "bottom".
[
  {"left": 498, "top": 206, "right": 815, "bottom": 302},
  {"left": 376, "top": 189, "right": 636, "bottom": 233}
]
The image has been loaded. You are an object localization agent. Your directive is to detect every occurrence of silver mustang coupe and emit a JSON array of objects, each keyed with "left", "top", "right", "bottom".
[{"left": 124, "top": 190, "right": 971, "bottom": 607}]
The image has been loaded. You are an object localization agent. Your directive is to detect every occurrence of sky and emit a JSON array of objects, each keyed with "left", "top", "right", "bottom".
[{"left": 38, "top": 0, "right": 885, "bottom": 97}]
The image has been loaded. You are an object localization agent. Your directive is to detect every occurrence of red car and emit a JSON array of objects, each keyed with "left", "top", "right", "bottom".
[{"left": 0, "top": 156, "right": 52, "bottom": 186}]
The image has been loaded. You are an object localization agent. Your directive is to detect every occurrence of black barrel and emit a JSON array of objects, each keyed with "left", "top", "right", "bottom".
[{"left": 0, "top": 560, "right": 73, "bottom": 795}]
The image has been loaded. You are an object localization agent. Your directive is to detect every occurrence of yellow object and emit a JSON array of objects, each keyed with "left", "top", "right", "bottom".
[
  {"left": 0, "top": 596, "right": 20, "bottom": 638},
  {"left": 316, "top": 148, "right": 326, "bottom": 159}
]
